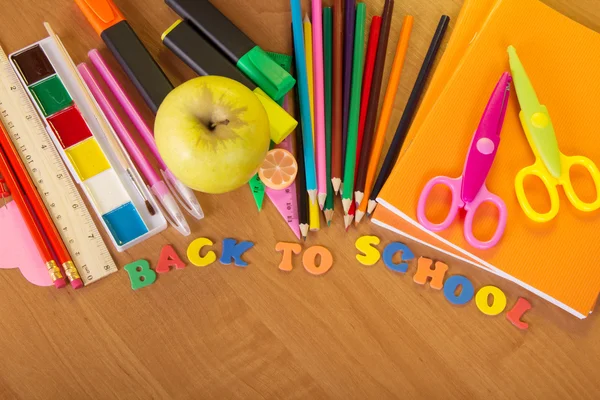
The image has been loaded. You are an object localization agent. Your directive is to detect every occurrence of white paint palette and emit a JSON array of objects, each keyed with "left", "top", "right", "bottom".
[{"left": 10, "top": 37, "right": 167, "bottom": 252}]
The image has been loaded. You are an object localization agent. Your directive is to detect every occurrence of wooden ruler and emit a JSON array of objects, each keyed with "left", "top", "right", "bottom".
[{"left": 0, "top": 45, "right": 117, "bottom": 285}]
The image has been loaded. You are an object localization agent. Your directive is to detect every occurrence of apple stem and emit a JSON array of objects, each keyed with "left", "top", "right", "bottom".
[{"left": 209, "top": 119, "right": 230, "bottom": 131}]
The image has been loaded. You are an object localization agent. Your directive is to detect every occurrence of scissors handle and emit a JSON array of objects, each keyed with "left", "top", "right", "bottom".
[
  {"left": 417, "top": 176, "right": 463, "bottom": 232},
  {"left": 463, "top": 187, "right": 507, "bottom": 250},
  {"left": 515, "top": 161, "right": 560, "bottom": 223},
  {"left": 561, "top": 155, "right": 600, "bottom": 213}
]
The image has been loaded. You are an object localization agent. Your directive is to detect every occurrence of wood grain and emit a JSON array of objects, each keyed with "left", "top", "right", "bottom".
[{"left": 1, "top": 0, "right": 600, "bottom": 399}]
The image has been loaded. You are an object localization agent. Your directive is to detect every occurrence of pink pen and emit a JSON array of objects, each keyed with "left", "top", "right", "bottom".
[
  {"left": 78, "top": 63, "right": 191, "bottom": 236},
  {"left": 87, "top": 49, "right": 204, "bottom": 221}
]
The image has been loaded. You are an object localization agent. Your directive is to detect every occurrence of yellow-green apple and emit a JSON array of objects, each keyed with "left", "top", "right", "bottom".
[{"left": 155, "top": 76, "right": 270, "bottom": 194}]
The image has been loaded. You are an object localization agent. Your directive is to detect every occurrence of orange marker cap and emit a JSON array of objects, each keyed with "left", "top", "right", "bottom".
[{"left": 75, "top": 0, "right": 125, "bottom": 35}]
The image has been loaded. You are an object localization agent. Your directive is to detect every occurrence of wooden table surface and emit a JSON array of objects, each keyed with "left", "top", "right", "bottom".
[{"left": 1, "top": 0, "right": 600, "bottom": 398}]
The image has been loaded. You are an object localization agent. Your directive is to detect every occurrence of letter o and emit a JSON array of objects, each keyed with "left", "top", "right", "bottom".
[{"left": 302, "top": 246, "right": 333, "bottom": 275}]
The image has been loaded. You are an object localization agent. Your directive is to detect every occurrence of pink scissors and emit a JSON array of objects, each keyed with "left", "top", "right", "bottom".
[{"left": 417, "top": 72, "right": 511, "bottom": 249}]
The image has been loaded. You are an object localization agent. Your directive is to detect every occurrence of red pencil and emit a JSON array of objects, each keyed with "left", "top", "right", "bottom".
[
  {"left": 0, "top": 122, "right": 82, "bottom": 288},
  {"left": 345, "top": 16, "right": 381, "bottom": 230},
  {"left": 0, "top": 143, "right": 66, "bottom": 288},
  {"left": 357, "top": 17, "right": 382, "bottom": 163}
]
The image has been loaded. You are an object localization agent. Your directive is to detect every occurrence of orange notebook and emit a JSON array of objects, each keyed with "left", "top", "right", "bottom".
[{"left": 374, "top": 0, "right": 600, "bottom": 318}]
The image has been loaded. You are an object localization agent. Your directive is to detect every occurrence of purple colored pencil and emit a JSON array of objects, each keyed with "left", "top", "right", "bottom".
[{"left": 342, "top": 0, "right": 356, "bottom": 185}]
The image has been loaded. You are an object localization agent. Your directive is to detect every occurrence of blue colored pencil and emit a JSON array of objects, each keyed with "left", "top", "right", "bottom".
[{"left": 290, "top": 0, "right": 318, "bottom": 204}]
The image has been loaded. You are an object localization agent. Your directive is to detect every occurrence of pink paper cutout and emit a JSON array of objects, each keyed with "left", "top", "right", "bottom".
[
  {"left": 0, "top": 202, "right": 53, "bottom": 286},
  {"left": 265, "top": 136, "right": 301, "bottom": 240}
]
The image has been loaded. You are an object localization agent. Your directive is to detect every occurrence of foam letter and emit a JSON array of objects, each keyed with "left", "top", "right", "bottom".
[
  {"left": 475, "top": 286, "right": 507, "bottom": 316},
  {"left": 413, "top": 257, "right": 448, "bottom": 290},
  {"left": 506, "top": 297, "right": 532, "bottom": 330},
  {"left": 187, "top": 237, "right": 217, "bottom": 267},
  {"left": 156, "top": 245, "right": 186, "bottom": 273},
  {"left": 275, "top": 242, "right": 302, "bottom": 271},
  {"left": 355, "top": 236, "right": 381, "bottom": 266},
  {"left": 382, "top": 242, "right": 415, "bottom": 273},
  {"left": 124, "top": 259, "right": 156, "bottom": 290},
  {"left": 303, "top": 246, "right": 333, "bottom": 275},
  {"left": 443, "top": 275, "right": 475, "bottom": 305},
  {"left": 220, "top": 238, "right": 254, "bottom": 267}
]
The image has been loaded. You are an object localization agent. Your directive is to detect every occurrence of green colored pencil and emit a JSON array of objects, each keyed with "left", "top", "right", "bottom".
[
  {"left": 342, "top": 3, "right": 366, "bottom": 214},
  {"left": 323, "top": 7, "right": 334, "bottom": 225}
]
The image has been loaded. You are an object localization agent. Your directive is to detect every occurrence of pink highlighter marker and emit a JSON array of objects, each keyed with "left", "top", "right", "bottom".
[
  {"left": 78, "top": 62, "right": 191, "bottom": 236},
  {"left": 87, "top": 49, "right": 204, "bottom": 221}
]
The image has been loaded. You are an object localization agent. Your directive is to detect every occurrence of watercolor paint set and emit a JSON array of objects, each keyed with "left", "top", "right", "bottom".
[{"left": 9, "top": 37, "right": 167, "bottom": 251}]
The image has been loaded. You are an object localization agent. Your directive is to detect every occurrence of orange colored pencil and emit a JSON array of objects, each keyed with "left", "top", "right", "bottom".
[
  {"left": 356, "top": 15, "right": 413, "bottom": 224},
  {"left": 0, "top": 122, "right": 82, "bottom": 288}
]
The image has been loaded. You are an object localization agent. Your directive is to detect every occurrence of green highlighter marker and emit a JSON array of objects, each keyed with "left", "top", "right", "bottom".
[
  {"left": 508, "top": 45, "right": 562, "bottom": 178},
  {"left": 165, "top": 0, "right": 296, "bottom": 101}
]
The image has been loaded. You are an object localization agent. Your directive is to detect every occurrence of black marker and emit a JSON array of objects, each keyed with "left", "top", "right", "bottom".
[
  {"left": 165, "top": 0, "right": 295, "bottom": 101},
  {"left": 162, "top": 20, "right": 297, "bottom": 144},
  {"left": 75, "top": 0, "right": 173, "bottom": 114}
]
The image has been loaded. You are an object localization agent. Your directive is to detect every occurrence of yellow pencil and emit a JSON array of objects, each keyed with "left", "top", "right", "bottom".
[
  {"left": 309, "top": 195, "right": 321, "bottom": 231},
  {"left": 304, "top": 14, "right": 315, "bottom": 142}
]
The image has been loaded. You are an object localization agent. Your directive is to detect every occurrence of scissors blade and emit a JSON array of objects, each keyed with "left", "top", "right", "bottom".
[
  {"left": 461, "top": 72, "right": 512, "bottom": 203},
  {"left": 508, "top": 46, "right": 562, "bottom": 178}
]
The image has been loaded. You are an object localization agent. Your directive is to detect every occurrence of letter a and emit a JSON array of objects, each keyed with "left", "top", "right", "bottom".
[{"left": 156, "top": 245, "right": 186, "bottom": 273}]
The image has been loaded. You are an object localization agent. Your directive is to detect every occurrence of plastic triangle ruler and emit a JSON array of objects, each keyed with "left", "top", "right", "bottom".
[{"left": 0, "top": 44, "right": 117, "bottom": 285}]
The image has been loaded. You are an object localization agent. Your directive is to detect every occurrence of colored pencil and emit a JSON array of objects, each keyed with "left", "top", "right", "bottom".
[
  {"left": 346, "top": 15, "right": 382, "bottom": 229},
  {"left": 312, "top": 0, "right": 327, "bottom": 210},
  {"left": 309, "top": 190, "right": 321, "bottom": 230},
  {"left": 342, "top": 0, "right": 356, "bottom": 186},
  {"left": 304, "top": 15, "right": 315, "bottom": 138},
  {"left": 356, "top": 17, "right": 382, "bottom": 168},
  {"left": 292, "top": 42, "right": 309, "bottom": 239},
  {"left": 290, "top": 0, "right": 318, "bottom": 204},
  {"left": 341, "top": 3, "right": 366, "bottom": 215},
  {"left": 0, "top": 124, "right": 67, "bottom": 288},
  {"left": 344, "top": 213, "right": 354, "bottom": 230},
  {"left": 368, "top": 15, "right": 450, "bottom": 215},
  {"left": 356, "top": 15, "right": 413, "bottom": 223},
  {"left": 295, "top": 124, "right": 310, "bottom": 240},
  {"left": 347, "top": 196, "right": 356, "bottom": 228},
  {"left": 323, "top": 7, "right": 335, "bottom": 225},
  {"left": 304, "top": 16, "right": 321, "bottom": 231},
  {"left": 354, "top": 0, "right": 394, "bottom": 209},
  {"left": 331, "top": 0, "right": 344, "bottom": 194}
]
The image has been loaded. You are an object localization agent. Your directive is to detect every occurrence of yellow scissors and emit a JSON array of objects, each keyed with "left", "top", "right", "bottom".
[{"left": 508, "top": 46, "right": 600, "bottom": 223}]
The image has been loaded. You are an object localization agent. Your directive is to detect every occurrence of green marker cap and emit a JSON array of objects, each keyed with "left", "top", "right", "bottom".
[{"left": 237, "top": 46, "right": 296, "bottom": 101}]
